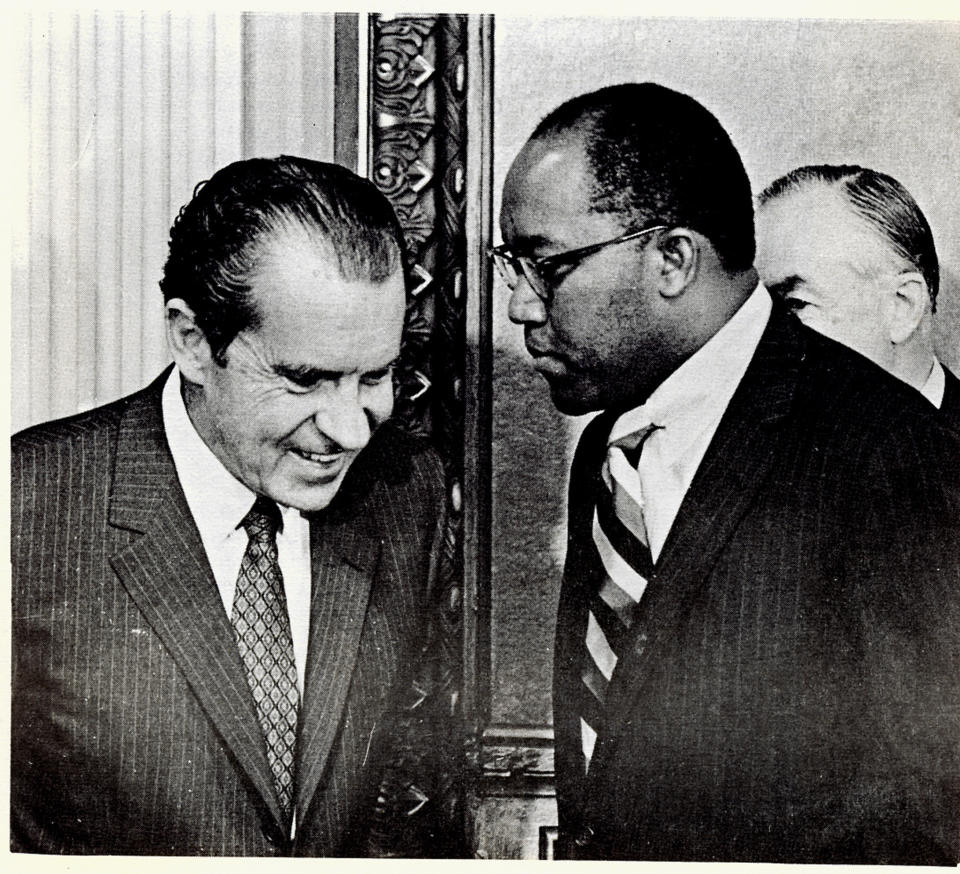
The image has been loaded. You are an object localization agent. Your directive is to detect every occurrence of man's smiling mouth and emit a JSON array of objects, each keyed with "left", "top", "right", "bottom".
[{"left": 290, "top": 447, "right": 343, "bottom": 464}]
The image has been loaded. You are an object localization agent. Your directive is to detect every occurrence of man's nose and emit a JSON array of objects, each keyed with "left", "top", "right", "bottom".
[
  {"left": 507, "top": 277, "right": 548, "bottom": 326},
  {"left": 313, "top": 385, "right": 372, "bottom": 452}
]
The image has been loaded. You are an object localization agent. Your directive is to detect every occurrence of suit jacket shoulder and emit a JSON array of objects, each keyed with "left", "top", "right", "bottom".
[
  {"left": 11, "top": 374, "right": 449, "bottom": 856},
  {"left": 13, "top": 382, "right": 150, "bottom": 488},
  {"left": 12, "top": 376, "right": 171, "bottom": 597},
  {"left": 556, "top": 309, "right": 960, "bottom": 864}
]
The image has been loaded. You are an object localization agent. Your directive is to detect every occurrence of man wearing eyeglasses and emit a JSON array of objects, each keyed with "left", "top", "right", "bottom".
[
  {"left": 756, "top": 164, "right": 960, "bottom": 431},
  {"left": 494, "top": 83, "right": 960, "bottom": 863}
]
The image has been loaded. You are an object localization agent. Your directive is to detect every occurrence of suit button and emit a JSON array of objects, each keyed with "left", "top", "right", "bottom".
[{"left": 574, "top": 825, "right": 594, "bottom": 848}]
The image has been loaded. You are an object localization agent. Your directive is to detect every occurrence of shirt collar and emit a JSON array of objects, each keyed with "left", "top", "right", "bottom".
[
  {"left": 608, "top": 282, "right": 773, "bottom": 460},
  {"left": 161, "top": 367, "right": 259, "bottom": 542},
  {"left": 919, "top": 357, "right": 946, "bottom": 409}
]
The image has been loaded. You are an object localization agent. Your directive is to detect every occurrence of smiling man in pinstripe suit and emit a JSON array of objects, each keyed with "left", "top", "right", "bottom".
[
  {"left": 495, "top": 83, "right": 960, "bottom": 863},
  {"left": 12, "top": 156, "right": 449, "bottom": 855}
]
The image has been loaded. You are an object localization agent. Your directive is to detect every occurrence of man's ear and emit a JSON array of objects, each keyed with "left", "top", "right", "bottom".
[
  {"left": 884, "top": 271, "right": 929, "bottom": 344},
  {"left": 165, "top": 298, "right": 213, "bottom": 385},
  {"left": 657, "top": 229, "right": 698, "bottom": 299}
]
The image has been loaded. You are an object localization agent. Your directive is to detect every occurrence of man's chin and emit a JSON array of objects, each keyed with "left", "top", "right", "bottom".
[
  {"left": 546, "top": 380, "right": 600, "bottom": 417},
  {"left": 267, "top": 467, "right": 353, "bottom": 514}
]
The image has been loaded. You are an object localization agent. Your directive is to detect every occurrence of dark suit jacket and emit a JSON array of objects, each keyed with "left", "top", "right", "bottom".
[
  {"left": 554, "top": 308, "right": 960, "bottom": 864},
  {"left": 11, "top": 371, "right": 446, "bottom": 856},
  {"left": 940, "top": 363, "right": 960, "bottom": 432}
]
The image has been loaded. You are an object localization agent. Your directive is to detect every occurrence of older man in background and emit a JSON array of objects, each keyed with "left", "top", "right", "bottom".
[
  {"left": 12, "top": 156, "right": 449, "bottom": 856},
  {"left": 756, "top": 164, "right": 960, "bottom": 428}
]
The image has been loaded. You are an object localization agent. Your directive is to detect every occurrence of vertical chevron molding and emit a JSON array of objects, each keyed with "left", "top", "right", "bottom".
[{"left": 366, "top": 13, "right": 469, "bottom": 856}]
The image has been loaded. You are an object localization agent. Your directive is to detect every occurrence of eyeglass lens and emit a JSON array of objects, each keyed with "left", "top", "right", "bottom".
[
  {"left": 492, "top": 251, "right": 519, "bottom": 288},
  {"left": 493, "top": 251, "right": 549, "bottom": 300}
]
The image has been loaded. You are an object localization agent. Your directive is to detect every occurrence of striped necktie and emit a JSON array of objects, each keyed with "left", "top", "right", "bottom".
[
  {"left": 232, "top": 496, "right": 300, "bottom": 828},
  {"left": 579, "top": 423, "right": 660, "bottom": 771}
]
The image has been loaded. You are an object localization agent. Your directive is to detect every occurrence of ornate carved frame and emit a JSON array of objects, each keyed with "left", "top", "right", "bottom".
[
  {"left": 363, "top": 15, "right": 553, "bottom": 856},
  {"left": 363, "top": 13, "right": 479, "bottom": 853}
]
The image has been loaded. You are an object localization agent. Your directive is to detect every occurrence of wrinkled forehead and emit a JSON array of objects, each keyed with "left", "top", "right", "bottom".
[{"left": 500, "top": 134, "right": 597, "bottom": 245}]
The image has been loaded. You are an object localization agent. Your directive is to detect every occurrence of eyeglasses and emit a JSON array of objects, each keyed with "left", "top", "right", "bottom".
[{"left": 488, "top": 224, "right": 667, "bottom": 303}]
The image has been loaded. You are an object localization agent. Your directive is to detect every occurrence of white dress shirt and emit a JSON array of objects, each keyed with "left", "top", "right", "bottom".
[
  {"left": 607, "top": 283, "right": 773, "bottom": 562},
  {"left": 919, "top": 357, "right": 946, "bottom": 409},
  {"left": 161, "top": 368, "right": 312, "bottom": 695}
]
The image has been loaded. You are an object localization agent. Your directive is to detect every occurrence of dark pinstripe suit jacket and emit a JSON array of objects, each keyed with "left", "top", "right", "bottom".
[
  {"left": 554, "top": 308, "right": 960, "bottom": 863},
  {"left": 11, "top": 371, "right": 445, "bottom": 855},
  {"left": 940, "top": 363, "right": 960, "bottom": 432}
]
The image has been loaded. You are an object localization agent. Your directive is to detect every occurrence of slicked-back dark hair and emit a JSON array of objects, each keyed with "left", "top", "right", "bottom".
[
  {"left": 758, "top": 164, "right": 939, "bottom": 311},
  {"left": 531, "top": 82, "right": 756, "bottom": 273},
  {"left": 160, "top": 155, "right": 405, "bottom": 363}
]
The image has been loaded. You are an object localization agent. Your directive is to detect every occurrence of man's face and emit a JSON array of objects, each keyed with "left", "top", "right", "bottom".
[
  {"left": 499, "top": 134, "right": 672, "bottom": 415},
  {"left": 756, "top": 186, "right": 897, "bottom": 369},
  {"left": 190, "top": 230, "right": 405, "bottom": 512}
]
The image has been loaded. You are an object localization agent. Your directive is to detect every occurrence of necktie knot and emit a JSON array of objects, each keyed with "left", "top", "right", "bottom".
[
  {"left": 611, "top": 423, "right": 661, "bottom": 468},
  {"left": 241, "top": 496, "right": 283, "bottom": 542}
]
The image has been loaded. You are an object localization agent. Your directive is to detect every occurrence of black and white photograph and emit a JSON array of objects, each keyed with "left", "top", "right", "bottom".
[{"left": 9, "top": 6, "right": 960, "bottom": 863}]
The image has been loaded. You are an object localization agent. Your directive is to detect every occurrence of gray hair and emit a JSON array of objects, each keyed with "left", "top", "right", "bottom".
[{"left": 758, "top": 164, "right": 938, "bottom": 311}]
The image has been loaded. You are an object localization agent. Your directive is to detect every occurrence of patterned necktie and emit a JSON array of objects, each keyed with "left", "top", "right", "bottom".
[
  {"left": 579, "top": 423, "right": 660, "bottom": 771},
  {"left": 232, "top": 496, "right": 300, "bottom": 826}
]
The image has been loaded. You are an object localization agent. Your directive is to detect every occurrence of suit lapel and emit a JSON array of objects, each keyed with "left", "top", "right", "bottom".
[
  {"left": 941, "top": 365, "right": 960, "bottom": 431},
  {"left": 589, "top": 309, "right": 804, "bottom": 781},
  {"left": 107, "top": 375, "right": 286, "bottom": 833},
  {"left": 294, "top": 483, "right": 381, "bottom": 826}
]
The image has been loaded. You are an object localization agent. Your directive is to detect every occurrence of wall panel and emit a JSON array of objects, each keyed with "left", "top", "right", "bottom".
[
  {"left": 12, "top": 12, "right": 347, "bottom": 434},
  {"left": 75, "top": 14, "right": 99, "bottom": 415},
  {"left": 10, "top": 17, "right": 32, "bottom": 431},
  {"left": 91, "top": 13, "right": 122, "bottom": 406},
  {"left": 24, "top": 12, "right": 52, "bottom": 428},
  {"left": 13, "top": 12, "right": 244, "bottom": 432},
  {"left": 241, "top": 13, "right": 337, "bottom": 162}
]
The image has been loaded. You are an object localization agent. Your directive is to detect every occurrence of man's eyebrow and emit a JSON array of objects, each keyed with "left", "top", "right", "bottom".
[
  {"left": 274, "top": 363, "right": 342, "bottom": 383},
  {"left": 766, "top": 275, "right": 803, "bottom": 297},
  {"left": 274, "top": 357, "right": 401, "bottom": 383},
  {"left": 507, "top": 233, "right": 560, "bottom": 255}
]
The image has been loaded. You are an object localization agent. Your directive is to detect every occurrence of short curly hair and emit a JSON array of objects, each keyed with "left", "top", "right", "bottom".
[
  {"left": 160, "top": 155, "right": 405, "bottom": 363},
  {"left": 531, "top": 82, "right": 756, "bottom": 274}
]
